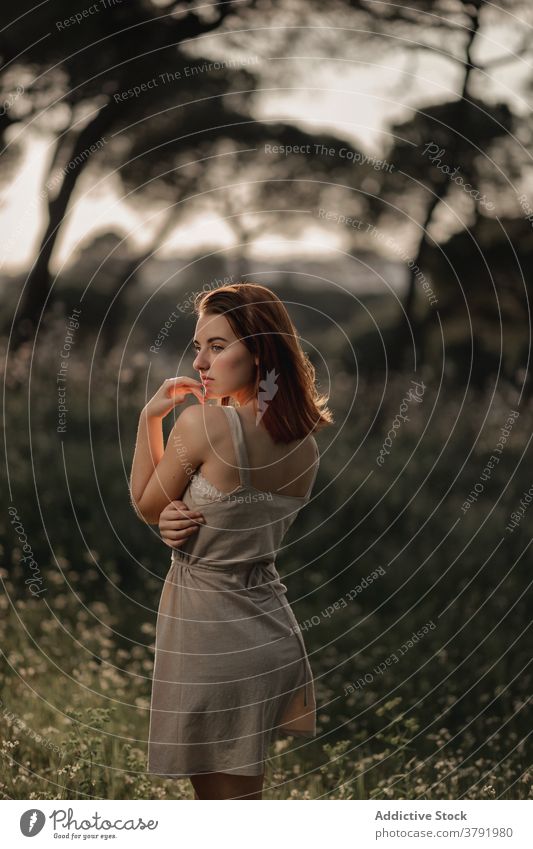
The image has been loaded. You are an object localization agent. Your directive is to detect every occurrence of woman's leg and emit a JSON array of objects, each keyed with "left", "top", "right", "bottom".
[{"left": 190, "top": 771, "right": 264, "bottom": 800}]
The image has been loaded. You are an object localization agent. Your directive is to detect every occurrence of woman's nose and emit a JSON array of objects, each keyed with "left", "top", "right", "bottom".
[{"left": 193, "top": 353, "right": 208, "bottom": 371}]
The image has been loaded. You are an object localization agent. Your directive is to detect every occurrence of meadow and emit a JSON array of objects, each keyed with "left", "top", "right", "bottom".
[{"left": 1, "top": 323, "right": 531, "bottom": 800}]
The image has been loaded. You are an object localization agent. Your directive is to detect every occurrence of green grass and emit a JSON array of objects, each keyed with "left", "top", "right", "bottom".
[{"left": 1, "top": 326, "right": 531, "bottom": 799}]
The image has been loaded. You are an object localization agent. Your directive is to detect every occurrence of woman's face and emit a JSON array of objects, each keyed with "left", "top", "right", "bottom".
[{"left": 192, "top": 312, "right": 257, "bottom": 404}]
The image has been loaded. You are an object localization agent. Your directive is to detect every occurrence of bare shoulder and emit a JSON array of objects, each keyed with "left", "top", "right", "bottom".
[
  {"left": 174, "top": 403, "right": 228, "bottom": 443},
  {"left": 296, "top": 429, "right": 319, "bottom": 458},
  {"left": 170, "top": 404, "right": 223, "bottom": 463},
  {"left": 303, "top": 433, "right": 320, "bottom": 468}
]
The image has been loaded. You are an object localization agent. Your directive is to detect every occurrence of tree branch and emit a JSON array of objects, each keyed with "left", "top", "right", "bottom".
[
  {"left": 349, "top": 0, "right": 469, "bottom": 32},
  {"left": 169, "top": 0, "right": 238, "bottom": 38},
  {"left": 400, "top": 40, "right": 469, "bottom": 69}
]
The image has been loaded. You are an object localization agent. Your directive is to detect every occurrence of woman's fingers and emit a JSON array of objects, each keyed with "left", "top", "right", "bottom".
[
  {"left": 160, "top": 499, "right": 187, "bottom": 516},
  {"left": 158, "top": 500, "right": 205, "bottom": 549},
  {"left": 168, "top": 517, "right": 204, "bottom": 529},
  {"left": 160, "top": 500, "right": 202, "bottom": 520},
  {"left": 164, "top": 526, "right": 200, "bottom": 541},
  {"left": 166, "top": 376, "right": 203, "bottom": 387},
  {"left": 168, "top": 499, "right": 200, "bottom": 513},
  {"left": 158, "top": 501, "right": 205, "bottom": 550},
  {"left": 160, "top": 512, "right": 205, "bottom": 528},
  {"left": 160, "top": 523, "right": 204, "bottom": 548},
  {"left": 165, "top": 377, "right": 205, "bottom": 403},
  {"left": 144, "top": 376, "right": 206, "bottom": 418}
]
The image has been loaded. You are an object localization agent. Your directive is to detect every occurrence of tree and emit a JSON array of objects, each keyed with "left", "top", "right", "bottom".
[
  {"left": 3, "top": 0, "right": 381, "bottom": 349},
  {"left": 344, "top": 0, "right": 533, "bottom": 369},
  {"left": 1, "top": 0, "right": 241, "bottom": 348}
]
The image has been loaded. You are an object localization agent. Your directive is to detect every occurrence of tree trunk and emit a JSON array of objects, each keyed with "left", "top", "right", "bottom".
[
  {"left": 392, "top": 0, "right": 483, "bottom": 369},
  {"left": 11, "top": 104, "right": 115, "bottom": 350}
]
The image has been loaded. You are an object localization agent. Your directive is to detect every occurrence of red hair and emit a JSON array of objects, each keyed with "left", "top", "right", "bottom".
[{"left": 194, "top": 282, "right": 333, "bottom": 443}]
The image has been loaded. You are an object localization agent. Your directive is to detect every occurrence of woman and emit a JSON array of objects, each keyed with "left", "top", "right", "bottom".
[{"left": 130, "top": 282, "right": 333, "bottom": 799}]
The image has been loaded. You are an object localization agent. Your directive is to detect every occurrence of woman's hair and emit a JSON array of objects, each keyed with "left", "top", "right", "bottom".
[{"left": 194, "top": 281, "right": 333, "bottom": 443}]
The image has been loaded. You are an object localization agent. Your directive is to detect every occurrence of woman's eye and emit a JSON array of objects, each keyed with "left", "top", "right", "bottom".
[{"left": 212, "top": 345, "right": 223, "bottom": 352}]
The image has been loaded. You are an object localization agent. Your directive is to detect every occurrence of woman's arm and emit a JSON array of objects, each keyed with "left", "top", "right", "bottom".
[
  {"left": 130, "top": 405, "right": 207, "bottom": 524},
  {"left": 130, "top": 410, "right": 165, "bottom": 518},
  {"left": 129, "top": 377, "right": 205, "bottom": 524}
]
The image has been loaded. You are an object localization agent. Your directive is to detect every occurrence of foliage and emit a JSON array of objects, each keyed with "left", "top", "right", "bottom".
[{"left": 0, "top": 327, "right": 530, "bottom": 799}]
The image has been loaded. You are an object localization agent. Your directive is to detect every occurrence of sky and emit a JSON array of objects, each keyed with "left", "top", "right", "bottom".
[{"left": 0, "top": 17, "right": 530, "bottom": 276}]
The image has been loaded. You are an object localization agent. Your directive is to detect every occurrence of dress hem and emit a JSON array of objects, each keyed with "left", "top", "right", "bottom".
[{"left": 147, "top": 728, "right": 317, "bottom": 779}]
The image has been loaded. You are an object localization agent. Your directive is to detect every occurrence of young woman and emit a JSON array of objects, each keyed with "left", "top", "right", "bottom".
[{"left": 130, "top": 282, "right": 333, "bottom": 799}]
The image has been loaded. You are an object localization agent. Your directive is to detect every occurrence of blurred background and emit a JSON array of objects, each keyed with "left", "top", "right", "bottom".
[{"left": 0, "top": 0, "right": 531, "bottom": 800}]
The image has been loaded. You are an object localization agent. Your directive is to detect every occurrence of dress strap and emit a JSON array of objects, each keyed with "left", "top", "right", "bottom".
[
  {"left": 221, "top": 406, "right": 251, "bottom": 488},
  {"left": 222, "top": 406, "right": 319, "bottom": 498}
]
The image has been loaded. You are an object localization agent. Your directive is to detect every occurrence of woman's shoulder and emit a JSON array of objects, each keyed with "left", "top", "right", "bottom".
[{"left": 178, "top": 403, "right": 226, "bottom": 432}]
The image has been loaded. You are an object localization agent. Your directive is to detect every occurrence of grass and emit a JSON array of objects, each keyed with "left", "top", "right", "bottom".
[{"left": 0, "top": 327, "right": 531, "bottom": 799}]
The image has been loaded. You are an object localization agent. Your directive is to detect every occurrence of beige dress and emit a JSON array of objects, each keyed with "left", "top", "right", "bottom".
[{"left": 148, "top": 404, "right": 320, "bottom": 777}]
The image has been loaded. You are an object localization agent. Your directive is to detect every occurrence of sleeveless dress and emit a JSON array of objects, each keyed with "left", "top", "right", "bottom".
[{"left": 147, "top": 404, "right": 320, "bottom": 777}]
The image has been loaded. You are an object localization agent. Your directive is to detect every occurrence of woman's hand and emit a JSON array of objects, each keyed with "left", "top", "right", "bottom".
[
  {"left": 159, "top": 500, "right": 206, "bottom": 549},
  {"left": 143, "top": 377, "right": 205, "bottom": 420}
]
